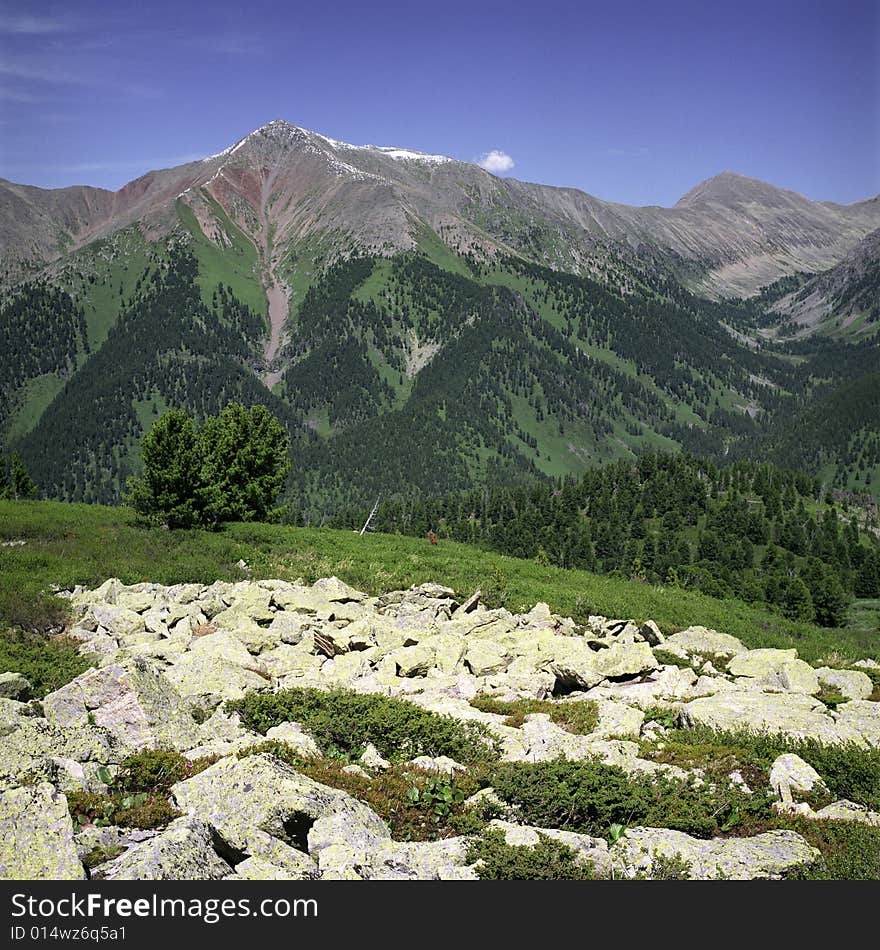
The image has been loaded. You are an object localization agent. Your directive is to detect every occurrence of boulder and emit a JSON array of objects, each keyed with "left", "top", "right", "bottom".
[
  {"left": 464, "top": 640, "right": 510, "bottom": 677},
  {"left": 91, "top": 604, "right": 146, "bottom": 638},
  {"left": 591, "top": 700, "right": 645, "bottom": 739},
  {"left": 172, "top": 753, "right": 389, "bottom": 855},
  {"left": 264, "top": 722, "right": 321, "bottom": 758},
  {"left": 93, "top": 818, "right": 233, "bottom": 880},
  {"left": 0, "top": 718, "right": 120, "bottom": 789},
  {"left": 814, "top": 801, "right": 880, "bottom": 827},
  {"left": 769, "top": 753, "right": 825, "bottom": 803},
  {"left": 612, "top": 827, "right": 819, "bottom": 880},
  {"left": 833, "top": 700, "right": 880, "bottom": 748},
  {"left": 815, "top": 667, "right": 874, "bottom": 702},
  {"left": 0, "top": 783, "right": 85, "bottom": 879},
  {"left": 593, "top": 641, "right": 657, "bottom": 681},
  {"left": 679, "top": 692, "right": 841, "bottom": 744},
  {"left": 165, "top": 652, "right": 269, "bottom": 703},
  {"left": 42, "top": 662, "right": 201, "bottom": 751},
  {"left": 663, "top": 627, "right": 746, "bottom": 659},
  {"left": 0, "top": 672, "right": 31, "bottom": 700},
  {"left": 389, "top": 644, "right": 436, "bottom": 677}
]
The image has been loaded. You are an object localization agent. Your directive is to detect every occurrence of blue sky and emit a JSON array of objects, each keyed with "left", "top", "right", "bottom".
[{"left": 1, "top": 0, "right": 877, "bottom": 206}]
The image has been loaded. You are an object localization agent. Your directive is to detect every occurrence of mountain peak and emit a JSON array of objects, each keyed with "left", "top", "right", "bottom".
[{"left": 675, "top": 171, "right": 809, "bottom": 210}]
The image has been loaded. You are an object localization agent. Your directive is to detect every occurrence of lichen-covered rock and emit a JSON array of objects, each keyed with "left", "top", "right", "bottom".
[
  {"left": 315, "top": 835, "right": 476, "bottom": 880},
  {"left": 389, "top": 644, "right": 436, "bottom": 677},
  {"left": 726, "top": 650, "right": 819, "bottom": 695},
  {"left": 814, "top": 801, "right": 880, "bottom": 827},
  {"left": 172, "top": 754, "right": 389, "bottom": 855},
  {"left": 612, "top": 827, "right": 819, "bottom": 880},
  {"left": 833, "top": 700, "right": 880, "bottom": 748},
  {"left": 43, "top": 661, "right": 201, "bottom": 751},
  {"left": 0, "top": 718, "right": 120, "bottom": 789},
  {"left": 591, "top": 700, "right": 645, "bottom": 739},
  {"left": 91, "top": 604, "right": 146, "bottom": 638},
  {"left": 227, "top": 856, "right": 313, "bottom": 880},
  {"left": 728, "top": 648, "right": 798, "bottom": 678},
  {"left": 0, "top": 697, "right": 34, "bottom": 737},
  {"left": 92, "top": 818, "right": 232, "bottom": 880},
  {"left": 0, "top": 783, "right": 84, "bottom": 879},
  {"left": 264, "top": 722, "right": 321, "bottom": 758},
  {"left": 769, "top": 753, "right": 825, "bottom": 803},
  {"left": 463, "top": 640, "right": 510, "bottom": 677},
  {"left": 0, "top": 672, "right": 31, "bottom": 700},
  {"left": 165, "top": 652, "right": 269, "bottom": 703},
  {"left": 815, "top": 667, "right": 874, "bottom": 702},
  {"left": 663, "top": 627, "right": 746, "bottom": 659},
  {"left": 679, "top": 692, "right": 842, "bottom": 743}
]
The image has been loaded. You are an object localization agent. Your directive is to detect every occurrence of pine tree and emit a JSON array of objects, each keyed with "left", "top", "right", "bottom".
[{"left": 10, "top": 453, "right": 37, "bottom": 499}]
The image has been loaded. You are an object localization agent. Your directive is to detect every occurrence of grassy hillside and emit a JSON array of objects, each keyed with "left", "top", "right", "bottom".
[{"left": 1, "top": 499, "right": 876, "bottom": 664}]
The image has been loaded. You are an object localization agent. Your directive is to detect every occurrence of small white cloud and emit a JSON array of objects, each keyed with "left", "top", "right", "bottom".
[
  {"left": 477, "top": 149, "right": 515, "bottom": 174},
  {"left": 0, "top": 14, "right": 73, "bottom": 34}
]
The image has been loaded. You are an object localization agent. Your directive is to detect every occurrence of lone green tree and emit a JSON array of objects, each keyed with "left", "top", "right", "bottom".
[
  {"left": 199, "top": 403, "right": 291, "bottom": 525},
  {"left": 127, "top": 409, "right": 203, "bottom": 528}
]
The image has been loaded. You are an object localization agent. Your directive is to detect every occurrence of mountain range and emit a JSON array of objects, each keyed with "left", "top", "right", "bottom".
[{"left": 1, "top": 119, "right": 878, "bottom": 514}]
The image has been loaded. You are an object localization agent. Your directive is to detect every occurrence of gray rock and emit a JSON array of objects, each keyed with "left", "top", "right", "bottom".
[
  {"left": 612, "top": 827, "right": 819, "bottom": 880},
  {"left": 172, "top": 753, "right": 389, "bottom": 855},
  {"left": 0, "top": 672, "right": 31, "bottom": 700},
  {"left": 93, "top": 818, "right": 232, "bottom": 880},
  {"left": 769, "top": 753, "right": 825, "bottom": 803},
  {"left": 0, "top": 783, "right": 85, "bottom": 879},
  {"left": 663, "top": 626, "right": 746, "bottom": 659},
  {"left": 815, "top": 667, "right": 874, "bottom": 701},
  {"left": 43, "top": 661, "right": 201, "bottom": 751},
  {"left": 679, "top": 692, "right": 842, "bottom": 743}
]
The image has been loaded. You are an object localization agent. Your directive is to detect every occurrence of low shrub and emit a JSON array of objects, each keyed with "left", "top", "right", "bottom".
[
  {"left": 227, "top": 688, "right": 499, "bottom": 764},
  {"left": 68, "top": 749, "right": 214, "bottom": 832},
  {"left": 665, "top": 726, "right": 880, "bottom": 810},
  {"left": 489, "top": 758, "right": 772, "bottom": 839},
  {"left": 469, "top": 697, "right": 598, "bottom": 734},
  {"left": 67, "top": 790, "right": 179, "bottom": 831},
  {"left": 115, "top": 748, "right": 215, "bottom": 794},
  {"left": 784, "top": 818, "right": 880, "bottom": 880},
  {"left": 466, "top": 828, "right": 598, "bottom": 880},
  {"left": 0, "top": 629, "right": 92, "bottom": 697}
]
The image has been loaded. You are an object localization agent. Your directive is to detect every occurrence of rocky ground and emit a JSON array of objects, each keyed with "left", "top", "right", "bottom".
[{"left": 1, "top": 576, "right": 878, "bottom": 881}]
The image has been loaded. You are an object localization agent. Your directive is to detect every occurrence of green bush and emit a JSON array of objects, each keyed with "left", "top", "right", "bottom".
[
  {"left": 466, "top": 828, "right": 598, "bottom": 880},
  {"left": 490, "top": 758, "right": 772, "bottom": 839},
  {"left": 67, "top": 790, "right": 179, "bottom": 831},
  {"left": 665, "top": 726, "right": 880, "bottom": 810},
  {"left": 469, "top": 697, "right": 598, "bottom": 734},
  {"left": 227, "top": 687, "right": 499, "bottom": 764},
  {"left": 116, "top": 748, "right": 215, "bottom": 794},
  {"left": 0, "top": 629, "right": 91, "bottom": 697},
  {"left": 785, "top": 818, "right": 880, "bottom": 880}
]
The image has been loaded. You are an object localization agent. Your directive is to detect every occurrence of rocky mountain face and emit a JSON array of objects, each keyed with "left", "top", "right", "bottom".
[
  {"left": 2, "top": 120, "right": 879, "bottom": 508},
  {"left": 2, "top": 575, "right": 878, "bottom": 880},
  {"left": 765, "top": 228, "right": 880, "bottom": 336},
  {"left": 3, "top": 120, "right": 879, "bottom": 297}
]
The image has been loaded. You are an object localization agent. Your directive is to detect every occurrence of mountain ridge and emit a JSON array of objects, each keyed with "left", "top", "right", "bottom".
[{"left": 4, "top": 119, "right": 879, "bottom": 298}]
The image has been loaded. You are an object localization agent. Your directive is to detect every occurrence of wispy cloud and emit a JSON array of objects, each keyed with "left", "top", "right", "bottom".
[
  {"left": 0, "top": 86, "right": 43, "bottom": 102},
  {"left": 477, "top": 149, "right": 515, "bottom": 174},
  {"left": 49, "top": 153, "right": 208, "bottom": 175},
  {"left": 0, "top": 13, "right": 75, "bottom": 34}
]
